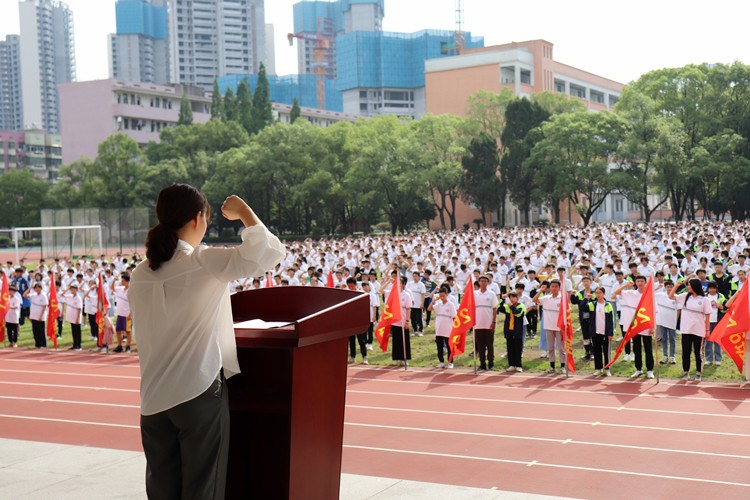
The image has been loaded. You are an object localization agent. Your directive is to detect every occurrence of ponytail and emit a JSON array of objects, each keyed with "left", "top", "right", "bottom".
[
  {"left": 145, "top": 224, "right": 179, "bottom": 271},
  {"left": 145, "top": 184, "right": 209, "bottom": 271}
]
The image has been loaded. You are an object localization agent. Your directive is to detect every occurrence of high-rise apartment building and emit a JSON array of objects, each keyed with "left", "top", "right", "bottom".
[
  {"left": 167, "top": 0, "right": 267, "bottom": 91},
  {"left": 18, "top": 0, "right": 76, "bottom": 133},
  {"left": 292, "top": 0, "right": 383, "bottom": 79},
  {"left": 0, "top": 35, "right": 23, "bottom": 131},
  {"left": 108, "top": 0, "right": 170, "bottom": 84}
]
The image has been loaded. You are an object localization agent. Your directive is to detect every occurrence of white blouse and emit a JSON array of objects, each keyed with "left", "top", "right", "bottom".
[{"left": 130, "top": 224, "right": 286, "bottom": 416}]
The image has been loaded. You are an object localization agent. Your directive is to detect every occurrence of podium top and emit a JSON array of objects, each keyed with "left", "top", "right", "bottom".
[{"left": 231, "top": 287, "right": 370, "bottom": 348}]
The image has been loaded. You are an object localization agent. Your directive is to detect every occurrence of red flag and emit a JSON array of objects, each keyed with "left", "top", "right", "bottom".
[
  {"left": 708, "top": 281, "right": 749, "bottom": 372},
  {"left": 374, "top": 280, "right": 402, "bottom": 352},
  {"left": 448, "top": 278, "right": 476, "bottom": 361},
  {"left": 606, "top": 276, "right": 655, "bottom": 369},
  {"left": 557, "top": 274, "right": 576, "bottom": 372},
  {"left": 0, "top": 273, "right": 9, "bottom": 342},
  {"left": 265, "top": 272, "right": 274, "bottom": 288},
  {"left": 326, "top": 270, "right": 335, "bottom": 288},
  {"left": 96, "top": 273, "right": 110, "bottom": 348},
  {"left": 47, "top": 274, "right": 60, "bottom": 348}
]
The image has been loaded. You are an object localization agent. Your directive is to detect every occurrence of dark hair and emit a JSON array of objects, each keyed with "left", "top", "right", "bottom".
[
  {"left": 686, "top": 278, "right": 704, "bottom": 296},
  {"left": 146, "top": 184, "right": 209, "bottom": 271}
]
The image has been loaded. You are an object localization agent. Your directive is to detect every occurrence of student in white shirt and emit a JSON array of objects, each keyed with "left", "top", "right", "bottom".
[
  {"left": 63, "top": 282, "right": 83, "bottom": 350},
  {"left": 533, "top": 280, "right": 566, "bottom": 374},
  {"left": 655, "top": 280, "right": 678, "bottom": 364},
  {"left": 613, "top": 276, "right": 655, "bottom": 378},
  {"left": 669, "top": 278, "right": 712, "bottom": 381},
  {"left": 131, "top": 185, "right": 285, "bottom": 500},
  {"left": 24, "top": 283, "right": 48, "bottom": 348},
  {"left": 474, "top": 276, "right": 499, "bottom": 371},
  {"left": 5, "top": 284, "right": 22, "bottom": 347},
  {"left": 390, "top": 275, "right": 413, "bottom": 366},
  {"left": 428, "top": 286, "right": 457, "bottom": 369},
  {"left": 111, "top": 274, "right": 132, "bottom": 353}
]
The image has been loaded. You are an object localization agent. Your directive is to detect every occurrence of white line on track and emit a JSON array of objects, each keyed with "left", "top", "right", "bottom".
[
  {"left": 0, "top": 413, "right": 139, "bottom": 429},
  {"left": 0, "top": 354, "right": 140, "bottom": 369},
  {"left": 343, "top": 445, "right": 750, "bottom": 488},
  {"left": 347, "top": 389, "right": 750, "bottom": 419},
  {"left": 0, "top": 395, "right": 139, "bottom": 408},
  {"left": 0, "top": 368, "right": 140, "bottom": 380},
  {"left": 346, "top": 404, "right": 750, "bottom": 438},
  {"left": 347, "top": 376, "right": 750, "bottom": 405},
  {"left": 0, "top": 381, "right": 139, "bottom": 393},
  {"left": 345, "top": 422, "right": 750, "bottom": 460}
]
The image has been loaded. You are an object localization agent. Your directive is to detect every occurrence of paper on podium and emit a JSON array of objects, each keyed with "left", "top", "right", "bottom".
[{"left": 234, "top": 319, "right": 292, "bottom": 329}]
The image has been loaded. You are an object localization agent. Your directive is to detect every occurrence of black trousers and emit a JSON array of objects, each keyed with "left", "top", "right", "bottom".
[
  {"left": 366, "top": 322, "right": 373, "bottom": 344},
  {"left": 19, "top": 307, "right": 29, "bottom": 326},
  {"left": 592, "top": 334, "right": 610, "bottom": 370},
  {"left": 349, "top": 333, "right": 367, "bottom": 359},
  {"left": 475, "top": 328, "right": 494, "bottom": 367},
  {"left": 632, "top": 335, "right": 654, "bottom": 371},
  {"left": 391, "top": 326, "right": 411, "bottom": 360},
  {"left": 6, "top": 323, "right": 19, "bottom": 344},
  {"left": 505, "top": 333, "right": 523, "bottom": 368},
  {"left": 526, "top": 309, "right": 538, "bottom": 334},
  {"left": 141, "top": 372, "right": 229, "bottom": 500},
  {"left": 424, "top": 298, "right": 433, "bottom": 327},
  {"left": 435, "top": 336, "right": 449, "bottom": 363},
  {"left": 31, "top": 319, "right": 46, "bottom": 347},
  {"left": 682, "top": 334, "right": 704, "bottom": 373},
  {"left": 88, "top": 313, "right": 99, "bottom": 339},
  {"left": 620, "top": 322, "right": 632, "bottom": 354},
  {"left": 410, "top": 308, "right": 423, "bottom": 333},
  {"left": 71, "top": 323, "right": 82, "bottom": 349}
]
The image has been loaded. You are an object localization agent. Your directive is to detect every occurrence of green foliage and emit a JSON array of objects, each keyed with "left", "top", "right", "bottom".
[
  {"left": 211, "top": 79, "right": 223, "bottom": 120},
  {"left": 461, "top": 133, "right": 501, "bottom": 226},
  {"left": 223, "top": 87, "right": 237, "bottom": 122},
  {"left": 178, "top": 94, "right": 193, "bottom": 126},
  {"left": 0, "top": 169, "right": 49, "bottom": 227},
  {"left": 235, "top": 78, "right": 253, "bottom": 134},
  {"left": 251, "top": 63, "right": 274, "bottom": 133},
  {"left": 290, "top": 97, "right": 301, "bottom": 124}
]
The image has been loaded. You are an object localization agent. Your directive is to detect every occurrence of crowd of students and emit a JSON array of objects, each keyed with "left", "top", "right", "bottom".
[{"left": 3, "top": 220, "right": 749, "bottom": 381}]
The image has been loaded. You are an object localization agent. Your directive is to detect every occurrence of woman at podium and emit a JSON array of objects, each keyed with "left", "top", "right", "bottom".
[{"left": 130, "top": 184, "right": 285, "bottom": 499}]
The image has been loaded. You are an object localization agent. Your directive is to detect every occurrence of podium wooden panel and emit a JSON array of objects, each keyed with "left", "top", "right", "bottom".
[{"left": 226, "top": 287, "right": 370, "bottom": 500}]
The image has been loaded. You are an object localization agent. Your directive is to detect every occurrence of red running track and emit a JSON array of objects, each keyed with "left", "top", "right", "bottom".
[{"left": 1, "top": 350, "right": 750, "bottom": 499}]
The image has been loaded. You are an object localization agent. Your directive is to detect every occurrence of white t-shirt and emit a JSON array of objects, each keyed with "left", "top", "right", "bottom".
[
  {"left": 431, "top": 298, "right": 457, "bottom": 338},
  {"left": 6, "top": 292, "right": 22, "bottom": 323},
  {"left": 538, "top": 294, "right": 561, "bottom": 332},
  {"left": 63, "top": 293, "right": 82, "bottom": 324},
  {"left": 114, "top": 286, "right": 131, "bottom": 317},
  {"left": 393, "top": 291, "right": 413, "bottom": 328},
  {"left": 706, "top": 293, "right": 722, "bottom": 323},
  {"left": 674, "top": 293, "right": 712, "bottom": 337},
  {"left": 474, "top": 290, "right": 498, "bottom": 329},
  {"left": 29, "top": 292, "right": 49, "bottom": 320},
  {"left": 405, "top": 280, "right": 426, "bottom": 308},
  {"left": 619, "top": 289, "right": 642, "bottom": 329},
  {"left": 655, "top": 292, "right": 678, "bottom": 330},
  {"left": 595, "top": 301, "right": 607, "bottom": 335}
]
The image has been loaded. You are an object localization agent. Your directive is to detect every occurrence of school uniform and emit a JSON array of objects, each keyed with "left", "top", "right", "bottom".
[
  {"left": 84, "top": 286, "right": 99, "bottom": 339},
  {"left": 63, "top": 292, "right": 83, "bottom": 349},
  {"left": 571, "top": 290, "right": 594, "bottom": 359},
  {"left": 5, "top": 292, "right": 22, "bottom": 345},
  {"left": 587, "top": 300, "right": 615, "bottom": 370},
  {"left": 474, "top": 290, "right": 498, "bottom": 370},
  {"left": 500, "top": 302, "right": 526, "bottom": 370},
  {"left": 674, "top": 293, "right": 712, "bottom": 373},
  {"left": 29, "top": 291, "right": 48, "bottom": 347},
  {"left": 405, "top": 279, "right": 426, "bottom": 333},
  {"left": 114, "top": 286, "right": 131, "bottom": 332},
  {"left": 538, "top": 294, "right": 566, "bottom": 366},
  {"left": 704, "top": 292, "right": 726, "bottom": 364},
  {"left": 391, "top": 292, "right": 413, "bottom": 361},
  {"left": 431, "top": 298, "right": 457, "bottom": 365},
  {"left": 655, "top": 292, "right": 678, "bottom": 360}
]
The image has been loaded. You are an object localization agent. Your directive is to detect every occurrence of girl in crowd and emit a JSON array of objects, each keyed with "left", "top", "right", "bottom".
[{"left": 669, "top": 277, "right": 712, "bottom": 381}]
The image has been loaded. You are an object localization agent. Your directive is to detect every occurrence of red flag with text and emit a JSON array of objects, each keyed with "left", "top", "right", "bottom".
[
  {"left": 448, "top": 279, "right": 476, "bottom": 361},
  {"left": 96, "top": 273, "right": 110, "bottom": 348},
  {"left": 606, "top": 276, "right": 655, "bottom": 369},
  {"left": 0, "top": 273, "right": 9, "bottom": 342},
  {"left": 47, "top": 274, "right": 60, "bottom": 348},
  {"left": 374, "top": 281, "right": 402, "bottom": 352},
  {"left": 707, "top": 280, "right": 748, "bottom": 372},
  {"left": 557, "top": 274, "right": 576, "bottom": 372},
  {"left": 326, "top": 270, "right": 335, "bottom": 288}
]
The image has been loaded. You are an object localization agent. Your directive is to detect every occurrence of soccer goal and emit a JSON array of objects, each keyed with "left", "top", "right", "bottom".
[{"left": 12, "top": 225, "right": 103, "bottom": 263}]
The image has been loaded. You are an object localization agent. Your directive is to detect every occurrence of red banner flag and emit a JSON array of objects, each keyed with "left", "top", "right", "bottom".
[
  {"left": 96, "top": 273, "right": 110, "bottom": 348},
  {"left": 448, "top": 278, "right": 476, "bottom": 362},
  {"left": 707, "top": 281, "right": 749, "bottom": 372},
  {"left": 326, "top": 270, "right": 335, "bottom": 288},
  {"left": 557, "top": 274, "right": 576, "bottom": 372},
  {"left": 374, "top": 280, "right": 402, "bottom": 352},
  {"left": 265, "top": 272, "right": 274, "bottom": 288},
  {"left": 606, "top": 276, "right": 656, "bottom": 369},
  {"left": 0, "top": 273, "right": 9, "bottom": 342},
  {"left": 47, "top": 274, "right": 60, "bottom": 348}
]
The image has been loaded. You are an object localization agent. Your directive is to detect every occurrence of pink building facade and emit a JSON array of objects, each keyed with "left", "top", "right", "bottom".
[
  {"left": 0, "top": 130, "right": 26, "bottom": 172},
  {"left": 59, "top": 79, "right": 211, "bottom": 165}
]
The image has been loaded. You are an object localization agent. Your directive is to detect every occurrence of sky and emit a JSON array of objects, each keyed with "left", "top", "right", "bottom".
[{"left": 1, "top": 0, "right": 749, "bottom": 85}]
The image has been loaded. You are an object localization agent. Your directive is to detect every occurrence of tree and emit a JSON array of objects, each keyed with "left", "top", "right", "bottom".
[
  {"left": 251, "top": 63, "right": 274, "bottom": 133},
  {"left": 0, "top": 169, "right": 50, "bottom": 227},
  {"left": 223, "top": 87, "right": 237, "bottom": 122},
  {"left": 500, "top": 98, "right": 550, "bottom": 225},
  {"left": 528, "top": 111, "right": 626, "bottom": 227},
  {"left": 178, "top": 94, "right": 193, "bottom": 126},
  {"left": 211, "top": 79, "right": 223, "bottom": 120},
  {"left": 290, "top": 98, "right": 301, "bottom": 124},
  {"left": 235, "top": 78, "right": 253, "bottom": 134},
  {"left": 461, "top": 133, "right": 501, "bottom": 227}
]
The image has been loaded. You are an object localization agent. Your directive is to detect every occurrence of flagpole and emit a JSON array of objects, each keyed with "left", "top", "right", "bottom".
[
  {"left": 473, "top": 328, "right": 477, "bottom": 375},
  {"left": 653, "top": 280, "right": 659, "bottom": 385},
  {"left": 400, "top": 279, "right": 407, "bottom": 372}
]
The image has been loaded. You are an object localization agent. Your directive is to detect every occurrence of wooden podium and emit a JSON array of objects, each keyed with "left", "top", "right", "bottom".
[{"left": 226, "top": 286, "right": 370, "bottom": 500}]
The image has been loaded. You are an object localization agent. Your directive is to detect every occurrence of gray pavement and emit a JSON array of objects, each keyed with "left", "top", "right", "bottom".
[{"left": 0, "top": 438, "right": 575, "bottom": 499}]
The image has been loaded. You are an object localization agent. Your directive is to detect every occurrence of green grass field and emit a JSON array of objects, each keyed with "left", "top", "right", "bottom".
[{"left": 4, "top": 319, "right": 745, "bottom": 383}]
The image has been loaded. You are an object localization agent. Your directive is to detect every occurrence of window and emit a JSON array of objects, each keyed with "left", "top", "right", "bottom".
[{"left": 615, "top": 199, "right": 623, "bottom": 212}]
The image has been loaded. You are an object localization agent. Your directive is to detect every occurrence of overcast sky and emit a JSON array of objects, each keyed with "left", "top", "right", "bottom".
[{"left": 1, "top": 0, "right": 748, "bottom": 85}]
